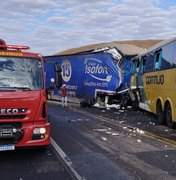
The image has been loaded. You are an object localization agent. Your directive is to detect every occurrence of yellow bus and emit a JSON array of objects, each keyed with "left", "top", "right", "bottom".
[{"left": 130, "top": 37, "right": 176, "bottom": 129}]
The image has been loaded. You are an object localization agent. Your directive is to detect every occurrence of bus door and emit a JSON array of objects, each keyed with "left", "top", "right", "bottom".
[
  {"left": 130, "top": 59, "right": 139, "bottom": 88},
  {"left": 137, "top": 56, "right": 147, "bottom": 103}
]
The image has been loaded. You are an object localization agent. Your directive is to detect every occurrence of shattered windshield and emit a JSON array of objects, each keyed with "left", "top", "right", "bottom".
[{"left": 0, "top": 57, "right": 43, "bottom": 90}]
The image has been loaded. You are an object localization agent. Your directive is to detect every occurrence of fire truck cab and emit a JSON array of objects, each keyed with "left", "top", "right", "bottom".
[{"left": 0, "top": 39, "right": 50, "bottom": 151}]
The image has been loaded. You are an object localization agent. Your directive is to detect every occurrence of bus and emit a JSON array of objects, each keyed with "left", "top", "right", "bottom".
[
  {"left": 0, "top": 39, "right": 50, "bottom": 151},
  {"left": 130, "top": 37, "right": 176, "bottom": 129}
]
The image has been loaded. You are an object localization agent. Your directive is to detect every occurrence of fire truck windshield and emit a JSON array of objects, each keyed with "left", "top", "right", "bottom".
[{"left": 0, "top": 57, "right": 43, "bottom": 90}]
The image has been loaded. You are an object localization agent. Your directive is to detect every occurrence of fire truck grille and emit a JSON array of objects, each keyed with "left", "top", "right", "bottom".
[
  {"left": 0, "top": 115, "right": 26, "bottom": 120},
  {"left": 0, "top": 123, "right": 23, "bottom": 144}
]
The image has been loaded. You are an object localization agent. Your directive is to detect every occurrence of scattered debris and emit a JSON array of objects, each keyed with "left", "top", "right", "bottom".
[
  {"left": 101, "top": 137, "right": 107, "bottom": 141},
  {"left": 106, "top": 104, "right": 120, "bottom": 109},
  {"left": 137, "top": 139, "right": 142, "bottom": 143},
  {"left": 69, "top": 120, "right": 76, "bottom": 122},
  {"left": 136, "top": 128, "right": 145, "bottom": 135},
  {"left": 93, "top": 128, "right": 108, "bottom": 132},
  {"left": 105, "top": 131, "right": 112, "bottom": 135},
  {"left": 149, "top": 122, "right": 155, "bottom": 126},
  {"left": 119, "top": 121, "right": 125, "bottom": 124},
  {"left": 119, "top": 110, "right": 125, "bottom": 113},
  {"left": 112, "top": 133, "right": 119, "bottom": 136}
]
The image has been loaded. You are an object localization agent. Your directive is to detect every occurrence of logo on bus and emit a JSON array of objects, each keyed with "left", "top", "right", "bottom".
[
  {"left": 146, "top": 75, "right": 164, "bottom": 85},
  {"left": 61, "top": 60, "right": 72, "bottom": 82},
  {"left": 84, "top": 58, "right": 111, "bottom": 82}
]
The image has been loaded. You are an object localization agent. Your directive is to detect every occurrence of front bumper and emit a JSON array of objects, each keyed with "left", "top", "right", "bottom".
[{"left": 4, "top": 122, "right": 51, "bottom": 147}]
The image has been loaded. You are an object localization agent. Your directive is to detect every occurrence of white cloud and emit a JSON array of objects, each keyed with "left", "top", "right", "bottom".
[{"left": 1, "top": 0, "right": 176, "bottom": 55}]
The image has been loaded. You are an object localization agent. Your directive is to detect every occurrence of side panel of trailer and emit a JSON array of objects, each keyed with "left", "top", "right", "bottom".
[{"left": 44, "top": 52, "right": 126, "bottom": 100}]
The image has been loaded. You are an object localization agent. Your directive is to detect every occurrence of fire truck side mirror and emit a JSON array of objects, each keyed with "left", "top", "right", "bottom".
[{"left": 54, "top": 63, "right": 62, "bottom": 88}]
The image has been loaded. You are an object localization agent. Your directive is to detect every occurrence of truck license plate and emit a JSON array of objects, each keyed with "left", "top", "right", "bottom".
[{"left": 0, "top": 144, "right": 15, "bottom": 151}]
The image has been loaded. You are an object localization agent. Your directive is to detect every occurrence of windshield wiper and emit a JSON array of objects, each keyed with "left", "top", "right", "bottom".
[
  {"left": 0, "top": 87, "right": 31, "bottom": 91},
  {"left": 10, "top": 87, "right": 31, "bottom": 90}
]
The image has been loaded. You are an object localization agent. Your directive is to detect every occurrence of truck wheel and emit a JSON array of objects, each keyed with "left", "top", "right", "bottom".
[
  {"left": 165, "top": 103, "right": 176, "bottom": 129},
  {"left": 156, "top": 101, "right": 165, "bottom": 125}
]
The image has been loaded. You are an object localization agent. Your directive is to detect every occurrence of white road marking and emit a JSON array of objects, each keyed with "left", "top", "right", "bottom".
[{"left": 51, "top": 138, "right": 85, "bottom": 180}]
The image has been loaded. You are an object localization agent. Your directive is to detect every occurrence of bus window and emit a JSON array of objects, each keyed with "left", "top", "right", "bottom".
[
  {"left": 131, "top": 59, "right": 139, "bottom": 75},
  {"left": 154, "top": 50, "right": 162, "bottom": 70},
  {"left": 136, "top": 60, "right": 140, "bottom": 73},
  {"left": 145, "top": 52, "right": 154, "bottom": 72},
  {"left": 173, "top": 41, "right": 176, "bottom": 67},
  {"left": 162, "top": 42, "right": 174, "bottom": 69},
  {"left": 139, "top": 56, "right": 146, "bottom": 74},
  {"left": 131, "top": 61, "right": 136, "bottom": 75}
]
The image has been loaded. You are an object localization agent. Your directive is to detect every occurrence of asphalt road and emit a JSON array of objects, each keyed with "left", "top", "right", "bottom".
[
  {"left": 49, "top": 101, "right": 176, "bottom": 180},
  {"left": 0, "top": 143, "right": 73, "bottom": 180},
  {"left": 1, "top": 101, "right": 176, "bottom": 180}
]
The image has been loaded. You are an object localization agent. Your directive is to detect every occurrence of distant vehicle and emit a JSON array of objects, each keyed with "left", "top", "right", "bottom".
[
  {"left": 44, "top": 46, "right": 144, "bottom": 108},
  {"left": 0, "top": 39, "right": 50, "bottom": 151},
  {"left": 130, "top": 37, "right": 176, "bottom": 128}
]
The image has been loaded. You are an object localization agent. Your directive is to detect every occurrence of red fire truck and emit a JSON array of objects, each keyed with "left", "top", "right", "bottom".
[{"left": 0, "top": 39, "right": 50, "bottom": 151}]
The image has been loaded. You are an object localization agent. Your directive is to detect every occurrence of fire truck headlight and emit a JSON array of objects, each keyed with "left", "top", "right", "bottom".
[
  {"left": 33, "top": 127, "right": 46, "bottom": 134},
  {"left": 39, "top": 127, "right": 46, "bottom": 134}
]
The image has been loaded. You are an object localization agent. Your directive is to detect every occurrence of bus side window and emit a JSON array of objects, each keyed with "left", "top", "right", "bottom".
[
  {"left": 131, "top": 61, "right": 136, "bottom": 75},
  {"left": 162, "top": 42, "right": 174, "bottom": 69},
  {"left": 131, "top": 60, "right": 139, "bottom": 75},
  {"left": 142, "top": 56, "right": 146, "bottom": 73},
  {"left": 136, "top": 60, "right": 140, "bottom": 73},
  {"left": 139, "top": 56, "right": 146, "bottom": 74},
  {"left": 154, "top": 50, "right": 162, "bottom": 70},
  {"left": 145, "top": 53, "right": 154, "bottom": 72},
  {"left": 173, "top": 41, "right": 176, "bottom": 67}
]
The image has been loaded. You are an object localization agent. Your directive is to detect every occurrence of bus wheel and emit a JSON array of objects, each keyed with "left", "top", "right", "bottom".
[
  {"left": 165, "top": 103, "right": 176, "bottom": 129},
  {"left": 156, "top": 101, "right": 165, "bottom": 125}
]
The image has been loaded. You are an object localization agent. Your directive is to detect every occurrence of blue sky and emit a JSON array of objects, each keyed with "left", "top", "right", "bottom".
[{"left": 1, "top": 0, "right": 176, "bottom": 55}]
